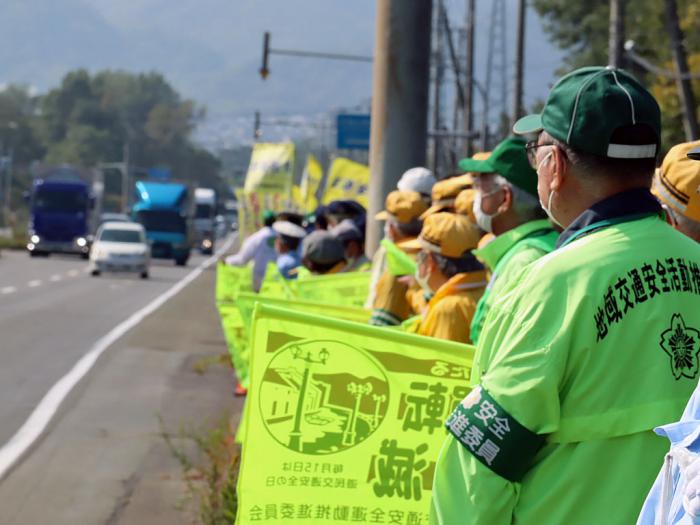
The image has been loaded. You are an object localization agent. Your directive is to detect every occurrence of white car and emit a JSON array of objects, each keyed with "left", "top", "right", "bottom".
[{"left": 89, "top": 222, "right": 150, "bottom": 279}]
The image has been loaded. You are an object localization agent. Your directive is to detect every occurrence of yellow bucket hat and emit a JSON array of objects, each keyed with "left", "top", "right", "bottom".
[
  {"left": 655, "top": 140, "right": 700, "bottom": 222},
  {"left": 400, "top": 212, "right": 481, "bottom": 258},
  {"left": 375, "top": 190, "right": 428, "bottom": 224}
]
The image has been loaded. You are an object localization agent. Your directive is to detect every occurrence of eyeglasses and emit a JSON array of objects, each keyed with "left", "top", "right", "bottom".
[{"left": 525, "top": 140, "right": 556, "bottom": 169}]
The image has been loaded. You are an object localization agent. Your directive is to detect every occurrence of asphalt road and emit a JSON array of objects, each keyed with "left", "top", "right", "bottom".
[{"left": 0, "top": 239, "right": 242, "bottom": 524}]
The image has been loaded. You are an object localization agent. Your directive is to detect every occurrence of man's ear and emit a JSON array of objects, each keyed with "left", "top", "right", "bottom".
[
  {"left": 427, "top": 252, "right": 438, "bottom": 272},
  {"left": 551, "top": 146, "right": 568, "bottom": 191},
  {"left": 499, "top": 185, "right": 513, "bottom": 213}
]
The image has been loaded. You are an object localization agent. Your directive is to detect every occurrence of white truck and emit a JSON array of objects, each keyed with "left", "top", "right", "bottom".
[{"left": 193, "top": 188, "right": 216, "bottom": 254}]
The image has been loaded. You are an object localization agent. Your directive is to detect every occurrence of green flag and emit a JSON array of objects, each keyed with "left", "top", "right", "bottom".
[
  {"left": 236, "top": 305, "right": 474, "bottom": 524},
  {"left": 218, "top": 303, "right": 250, "bottom": 388},
  {"left": 237, "top": 292, "right": 371, "bottom": 333},
  {"left": 381, "top": 239, "right": 417, "bottom": 277},
  {"left": 259, "top": 262, "right": 297, "bottom": 299},
  {"left": 294, "top": 271, "right": 371, "bottom": 308},
  {"left": 216, "top": 263, "right": 253, "bottom": 304}
]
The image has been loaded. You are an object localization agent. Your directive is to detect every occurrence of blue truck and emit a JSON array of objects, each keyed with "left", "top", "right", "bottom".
[
  {"left": 132, "top": 180, "right": 192, "bottom": 266},
  {"left": 26, "top": 168, "right": 92, "bottom": 258}
]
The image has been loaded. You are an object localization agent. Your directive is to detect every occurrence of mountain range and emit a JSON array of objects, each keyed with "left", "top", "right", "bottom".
[{"left": 0, "top": 0, "right": 563, "bottom": 146}]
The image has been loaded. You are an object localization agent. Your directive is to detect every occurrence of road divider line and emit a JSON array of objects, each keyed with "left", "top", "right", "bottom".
[
  {"left": 49, "top": 275, "right": 62, "bottom": 283},
  {"left": 66, "top": 270, "right": 79, "bottom": 277},
  {"left": 27, "top": 280, "right": 42, "bottom": 288},
  {"left": 0, "top": 286, "right": 17, "bottom": 295},
  {"left": 0, "top": 234, "right": 237, "bottom": 481}
]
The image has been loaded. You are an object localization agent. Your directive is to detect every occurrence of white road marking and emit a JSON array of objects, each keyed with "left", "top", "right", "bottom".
[
  {"left": 49, "top": 275, "right": 62, "bottom": 283},
  {"left": 0, "top": 286, "right": 17, "bottom": 295},
  {"left": 0, "top": 234, "right": 236, "bottom": 480},
  {"left": 27, "top": 280, "right": 42, "bottom": 288},
  {"left": 66, "top": 270, "right": 79, "bottom": 278}
]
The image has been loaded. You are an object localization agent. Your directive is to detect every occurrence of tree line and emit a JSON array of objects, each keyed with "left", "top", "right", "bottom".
[{"left": 0, "top": 69, "right": 223, "bottom": 218}]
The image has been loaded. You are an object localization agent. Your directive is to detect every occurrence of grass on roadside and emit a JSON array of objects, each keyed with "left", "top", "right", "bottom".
[{"left": 161, "top": 415, "right": 240, "bottom": 525}]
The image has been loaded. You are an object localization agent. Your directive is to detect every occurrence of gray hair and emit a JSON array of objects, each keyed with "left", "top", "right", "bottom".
[
  {"left": 675, "top": 213, "right": 700, "bottom": 243},
  {"left": 432, "top": 252, "right": 484, "bottom": 278},
  {"left": 540, "top": 130, "right": 656, "bottom": 184},
  {"left": 492, "top": 174, "right": 545, "bottom": 222}
]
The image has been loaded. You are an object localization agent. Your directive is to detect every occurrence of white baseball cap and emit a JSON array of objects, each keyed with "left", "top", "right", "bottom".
[
  {"left": 397, "top": 167, "right": 436, "bottom": 197},
  {"left": 272, "top": 221, "right": 306, "bottom": 239}
]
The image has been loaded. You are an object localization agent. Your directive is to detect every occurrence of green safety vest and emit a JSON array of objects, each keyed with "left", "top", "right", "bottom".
[
  {"left": 470, "top": 220, "right": 558, "bottom": 345},
  {"left": 432, "top": 215, "right": 700, "bottom": 525}
]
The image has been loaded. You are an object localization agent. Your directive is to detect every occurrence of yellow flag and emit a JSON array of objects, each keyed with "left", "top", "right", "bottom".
[
  {"left": 236, "top": 305, "right": 474, "bottom": 524},
  {"left": 301, "top": 154, "right": 323, "bottom": 211},
  {"left": 244, "top": 143, "right": 295, "bottom": 194},
  {"left": 322, "top": 157, "right": 369, "bottom": 208}
]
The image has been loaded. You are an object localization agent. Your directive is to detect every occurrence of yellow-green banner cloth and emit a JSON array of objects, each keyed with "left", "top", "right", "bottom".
[
  {"left": 236, "top": 293, "right": 371, "bottom": 332},
  {"left": 236, "top": 305, "right": 474, "bottom": 524},
  {"left": 294, "top": 271, "right": 371, "bottom": 308},
  {"left": 216, "top": 262, "right": 254, "bottom": 304},
  {"left": 218, "top": 302, "right": 250, "bottom": 387}
]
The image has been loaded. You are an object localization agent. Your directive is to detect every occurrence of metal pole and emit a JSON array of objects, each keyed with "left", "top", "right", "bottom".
[
  {"left": 122, "top": 141, "right": 130, "bottom": 213},
  {"left": 664, "top": 0, "right": 699, "bottom": 140},
  {"left": 366, "top": 0, "right": 433, "bottom": 255},
  {"left": 609, "top": 0, "right": 625, "bottom": 68},
  {"left": 464, "top": 0, "right": 475, "bottom": 156},
  {"left": 432, "top": 1, "right": 445, "bottom": 177},
  {"left": 5, "top": 148, "right": 12, "bottom": 225},
  {"left": 512, "top": 0, "right": 526, "bottom": 126}
]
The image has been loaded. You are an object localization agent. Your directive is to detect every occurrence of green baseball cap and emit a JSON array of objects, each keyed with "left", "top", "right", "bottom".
[
  {"left": 513, "top": 66, "right": 661, "bottom": 159},
  {"left": 458, "top": 136, "right": 538, "bottom": 197}
]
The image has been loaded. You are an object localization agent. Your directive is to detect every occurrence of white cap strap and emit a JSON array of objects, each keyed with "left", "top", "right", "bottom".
[{"left": 606, "top": 143, "right": 657, "bottom": 159}]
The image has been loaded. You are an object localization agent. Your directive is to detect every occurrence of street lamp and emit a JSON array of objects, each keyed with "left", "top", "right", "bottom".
[{"left": 288, "top": 345, "right": 329, "bottom": 452}]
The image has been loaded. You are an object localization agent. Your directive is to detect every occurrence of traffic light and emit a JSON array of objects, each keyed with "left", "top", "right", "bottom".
[{"left": 260, "top": 32, "right": 270, "bottom": 80}]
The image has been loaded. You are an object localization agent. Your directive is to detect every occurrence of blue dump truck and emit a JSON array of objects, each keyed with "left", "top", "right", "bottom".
[
  {"left": 132, "top": 180, "right": 192, "bottom": 266},
  {"left": 26, "top": 168, "right": 92, "bottom": 258}
]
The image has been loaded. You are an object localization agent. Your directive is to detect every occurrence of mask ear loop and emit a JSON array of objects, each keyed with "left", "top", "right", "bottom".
[{"left": 661, "top": 204, "right": 678, "bottom": 227}]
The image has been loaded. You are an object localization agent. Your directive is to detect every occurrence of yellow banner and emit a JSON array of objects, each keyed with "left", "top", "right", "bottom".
[
  {"left": 322, "top": 157, "right": 369, "bottom": 208},
  {"left": 301, "top": 154, "right": 323, "bottom": 211},
  {"left": 236, "top": 305, "right": 474, "bottom": 524},
  {"left": 244, "top": 143, "right": 295, "bottom": 195}
]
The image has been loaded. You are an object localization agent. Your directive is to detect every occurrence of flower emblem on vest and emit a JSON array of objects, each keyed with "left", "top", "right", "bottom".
[{"left": 660, "top": 313, "right": 700, "bottom": 380}]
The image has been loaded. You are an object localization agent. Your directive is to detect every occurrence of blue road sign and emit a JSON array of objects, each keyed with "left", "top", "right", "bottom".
[
  {"left": 337, "top": 114, "right": 371, "bottom": 150},
  {"left": 148, "top": 167, "right": 172, "bottom": 181}
]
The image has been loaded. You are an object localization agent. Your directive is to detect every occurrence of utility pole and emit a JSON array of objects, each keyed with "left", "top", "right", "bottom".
[
  {"left": 366, "top": 0, "right": 432, "bottom": 255},
  {"left": 254, "top": 111, "right": 262, "bottom": 141},
  {"left": 609, "top": 0, "right": 625, "bottom": 68},
  {"left": 464, "top": 0, "right": 475, "bottom": 155},
  {"left": 122, "top": 141, "right": 130, "bottom": 213},
  {"left": 432, "top": 1, "right": 445, "bottom": 177},
  {"left": 664, "top": 0, "right": 699, "bottom": 140},
  {"left": 512, "top": 0, "right": 526, "bottom": 126}
]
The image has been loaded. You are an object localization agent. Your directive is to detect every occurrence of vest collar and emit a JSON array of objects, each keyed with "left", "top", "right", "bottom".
[
  {"left": 474, "top": 219, "right": 553, "bottom": 270},
  {"left": 557, "top": 188, "right": 661, "bottom": 248}
]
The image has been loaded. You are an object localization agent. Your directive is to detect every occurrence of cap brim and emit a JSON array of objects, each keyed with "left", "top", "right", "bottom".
[
  {"left": 513, "top": 113, "right": 543, "bottom": 135},
  {"left": 420, "top": 204, "right": 447, "bottom": 220},
  {"left": 688, "top": 147, "right": 700, "bottom": 160},
  {"left": 375, "top": 210, "right": 390, "bottom": 220},
  {"left": 458, "top": 157, "right": 493, "bottom": 173},
  {"left": 397, "top": 238, "right": 421, "bottom": 252}
]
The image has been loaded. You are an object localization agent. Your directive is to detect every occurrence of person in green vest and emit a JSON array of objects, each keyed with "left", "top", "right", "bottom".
[
  {"left": 458, "top": 136, "right": 558, "bottom": 345},
  {"left": 431, "top": 66, "right": 700, "bottom": 525}
]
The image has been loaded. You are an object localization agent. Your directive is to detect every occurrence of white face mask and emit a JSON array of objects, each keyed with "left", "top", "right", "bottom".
[
  {"left": 415, "top": 257, "right": 434, "bottom": 299},
  {"left": 472, "top": 189, "right": 502, "bottom": 233},
  {"left": 536, "top": 152, "right": 563, "bottom": 228},
  {"left": 383, "top": 221, "right": 392, "bottom": 240}
]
